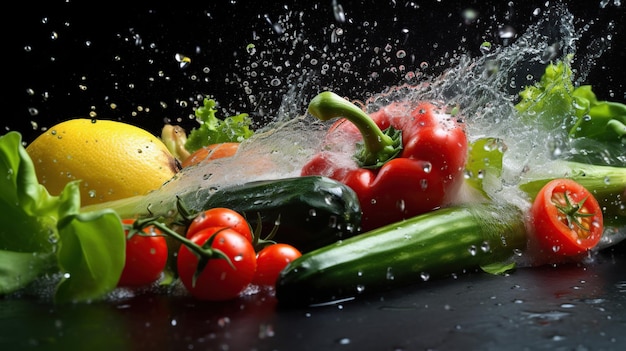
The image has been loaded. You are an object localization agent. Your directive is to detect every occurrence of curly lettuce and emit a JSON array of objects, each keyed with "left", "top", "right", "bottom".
[
  {"left": 184, "top": 97, "right": 254, "bottom": 153},
  {"left": 516, "top": 57, "right": 625, "bottom": 141}
]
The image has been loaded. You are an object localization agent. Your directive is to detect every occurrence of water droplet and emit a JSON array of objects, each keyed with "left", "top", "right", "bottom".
[
  {"left": 479, "top": 42, "right": 492, "bottom": 54},
  {"left": 246, "top": 43, "right": 256, "bottom": 55},
  {"left": 498, "top": 25, "right": 516, "bottom": 39},
  {"left": 332, "top": 0, "right": 346, "bottom": 23},
  {"left": 420, "top": 272, "right": 430, "bottom": 281},
  {"left": 422, "top": 161, "right": 432, "bottom": 173},
  {"left": 396, "top": 199, "right": 405, "bottom": 212},
  {"left": 480, "top": 241, "right": 491, "bottom": 253},
  {"left": 336, "top": 337, "right": 351, "bottom": 345},
  {"left": 461, "top": 8, "right": 479, "bottom": 25},
  {"left": 386, "top": 267, "right": 395, "bottom": 280},
  {"left": 174, "top": 53, "right": 191, "bottom": 69},
  {"left": 468, "top": 245, "right": 477, "bottom": 256}
]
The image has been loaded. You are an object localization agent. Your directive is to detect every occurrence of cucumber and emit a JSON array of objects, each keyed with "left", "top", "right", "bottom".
[
  {"left": 275, "top": 202, "right": 528, "bottom": 306},
  {"left": 194, "top": 176, "right": 362, "bottom": 253}
]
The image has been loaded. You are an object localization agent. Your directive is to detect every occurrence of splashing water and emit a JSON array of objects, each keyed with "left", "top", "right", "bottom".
[{"left": 85, "top": 5, "right": 619, "bottom": 225}]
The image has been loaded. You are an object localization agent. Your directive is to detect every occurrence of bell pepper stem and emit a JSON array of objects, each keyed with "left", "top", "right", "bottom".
[{"left": 308, "top": 91, "right": 402, "bottom": 168}]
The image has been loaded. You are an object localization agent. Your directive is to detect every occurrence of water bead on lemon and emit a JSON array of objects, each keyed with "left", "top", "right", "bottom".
[{"left": 26, "top": 118, "right": 180, "bottom": 206}]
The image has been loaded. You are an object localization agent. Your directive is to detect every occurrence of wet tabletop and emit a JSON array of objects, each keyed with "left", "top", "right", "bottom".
[{"left": 1, "top": 242, "right": 625, "bottom": 350}]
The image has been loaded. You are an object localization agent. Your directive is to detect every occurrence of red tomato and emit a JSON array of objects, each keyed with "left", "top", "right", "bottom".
[
  {"left": 186, "top": 208, "right": 253, "bottom": 242},
  {"left": 118, "top": 219, "right": 168, "bottom": 287},
  {"left": 530, "top": 179, "right": 603, "bottom": 257},
  {"left": 253, "top": 243, "right": 302, "bottom": 287},
  {"left": 177, "top": 227, "right": 257, "bottom": 301}
]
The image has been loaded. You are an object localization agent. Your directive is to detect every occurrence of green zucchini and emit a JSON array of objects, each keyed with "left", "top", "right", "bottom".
[
  {"left": 84, "top": 175, "right": 362, "bottom": 253},
  {"left": 196, "top": 176, "right": 362, "bottom": 253},
  {"left": 275, "top": 202, "right": 528, "bottom": 306}
]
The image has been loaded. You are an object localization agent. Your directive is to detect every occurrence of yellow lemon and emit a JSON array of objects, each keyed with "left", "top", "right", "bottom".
[{"left": 26, "top": 118, "right": 180, "bottom": 206}]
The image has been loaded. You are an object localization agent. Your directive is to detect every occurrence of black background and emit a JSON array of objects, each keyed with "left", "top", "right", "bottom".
[{"left": 8, "top": 1, "right": 626, "bottom": 144}]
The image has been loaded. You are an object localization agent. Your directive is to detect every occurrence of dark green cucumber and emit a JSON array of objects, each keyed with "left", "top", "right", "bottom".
[
  {"left": 275, "top": 202, "right": 528, "bottom": 306},
  {"left": 195, "top": 176, "right": 362, "bottom": 253}
]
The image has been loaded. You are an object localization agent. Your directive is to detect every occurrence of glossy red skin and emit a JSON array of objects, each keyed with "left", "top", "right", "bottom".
[
  {"left": 252, "top": 243, "right": 302, "bottom": 287},
  {"left": 530, "top": 179, "right": 603, "bottom": 257},
  {"left": 302, "top": 101, "right": 468, "bottom": 231},
  {"left": 186, "top": 208, "right": 253, "bottom": 243},
  {"left": 177, "top": 227, "right": 257, "bottom": 301},
  {"left": 118, "top": 219, "right": 168, "bottom": 287}
]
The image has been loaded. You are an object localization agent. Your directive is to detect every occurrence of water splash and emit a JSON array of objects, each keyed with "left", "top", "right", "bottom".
[{"left": 85, "top": 4, "right": 621, "bottom": 232}]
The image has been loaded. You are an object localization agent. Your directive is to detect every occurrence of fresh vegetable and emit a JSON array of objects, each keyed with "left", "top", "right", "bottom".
[
  {"left": 516, "top": 56, "right": 626, "bottom": 142},
  {"left": 515, "top": 57, "right": 626, "bottom": 166},
  {"left": 161, "top": 124, "right": 191, "bottom": 161},
  {"left": 181, "top": 142, "right": 240, "bottom": 168},
  {"left": 177, "top": 227, "right": 257, "bottom": 301},
  {"left": 253, "top": 243, "right": 302, "bottom": 287},
  {"left": 184, "top": 97, "right": 254, "bottom": 154},
  {"left": 0, "top": 131, "right": 126, "bottom": 303},
  {"left": 83, "top": 176, "right": 363, "bottom": 253},
  {"left": 301, "top": 91, "right": 468, "bottom": 231},
  {"left": 185, "top": 207, "right": 253, "bottom": 242},
  {"left": 195, "top": 176, "right": 363, "bottom": 253},
  {"left": 118, "top": 219, "right": 168, "bottom": 287},
  {"left": 529, "top": 179, "right": 603, "bottom": 257},
  {"left": 276, "top": 202, "right": 527, "bottom": 306}
]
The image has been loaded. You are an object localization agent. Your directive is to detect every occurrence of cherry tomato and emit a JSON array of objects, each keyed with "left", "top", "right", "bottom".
[
  {"left": 177, "top": 227, "right": 257, "bottom": 301},
  {"left": 181, "top": 142, "right": 240, "bottom": 168},
  {"left": 186, "top": 207, "right": 253, "bottom": 243},
  {"left": 530, "top": 179, "right": 603, "bottom": 257},
  {"left": 118, "top": 219, "right": 168, "bottom": 287},
  {"left": 253, "top": 243, "right": 302, "bottom": 287}
]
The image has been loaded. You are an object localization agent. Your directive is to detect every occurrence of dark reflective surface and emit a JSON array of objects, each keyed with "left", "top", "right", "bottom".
[{"left": 2, "top": 242, "right": 625, "bottom": 350}]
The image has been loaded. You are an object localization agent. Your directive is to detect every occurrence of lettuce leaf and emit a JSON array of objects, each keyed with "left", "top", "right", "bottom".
[
  {"left": 515, "top": 56, "right": 626, "bottom": 143},
  {"left": 184, "top": 97, "right": 254, "bottom": 153},
  {"left": 0, "top": 131, "right": 125, "bottom": 303}
]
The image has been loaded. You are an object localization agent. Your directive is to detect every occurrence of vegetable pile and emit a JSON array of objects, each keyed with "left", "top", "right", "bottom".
[{"left": 2, "top": 32, "right": 626, "bottom": 305}]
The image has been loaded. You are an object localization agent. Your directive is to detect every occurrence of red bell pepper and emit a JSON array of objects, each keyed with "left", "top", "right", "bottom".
[{"left": 301, "top": 91, "right": 468, "bottom": 231}]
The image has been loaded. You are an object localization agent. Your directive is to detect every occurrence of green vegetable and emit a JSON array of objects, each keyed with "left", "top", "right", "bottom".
[
  {"left": 184, "top": 97, "right": 254, "bottom": 153},
  {"left": 275, "top": 202, "right": 527, "bottom": 306},
  {"left": 198, "top": 176, "right": 362, "bottom": 253},
  {"left": 518, "top": 160, "right": 626, "bottom": 222},
  {"left": 464, "top": 137, "right": 505, "bottom": 199},
  {"left": 516, "top": 56, "right": 626, "bottom": 141},
  {"left": 0, "top": 132, "right": 125, "bottom": 303},
  {"left": 85, "top": 176, "right": 363, "bottom": 254}
]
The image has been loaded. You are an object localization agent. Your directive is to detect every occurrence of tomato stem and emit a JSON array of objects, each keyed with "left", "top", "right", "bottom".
[
  {"left": 553, "top": 192, "right": 595, "bottom": 233},
  {"left": 133, "top": 217, "right": 235, "bottom": 268}
]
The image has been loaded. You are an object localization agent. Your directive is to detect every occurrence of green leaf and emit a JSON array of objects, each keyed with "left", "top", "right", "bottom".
[
  {"left": 480, "top": 261, "right": 516, "bottom": 275},
  {"left": 464, "top": 137, "right": 505, "bottom": 199},
  {"left": 515, "top": 57, "right": 626, "bottom": 145},
  {"left": 0, "top": 131, "right": 57, "bottom": 253},
  {"left": 55, "top": 210, "right": 125, "bottom": 303},
  {"left": 184, "top": 97, "right": 254, "bottom": 153},
  {"left": 0, "top": 131, "right": 126, "bottom": 303},
  {"left": 0, "top": 250, "right": 56, "bottom": 294}
]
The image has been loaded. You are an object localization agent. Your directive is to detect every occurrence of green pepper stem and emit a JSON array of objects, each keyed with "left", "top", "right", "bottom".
[{"left": 308, "top": 91, "right": 402, "bottom": 168}]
